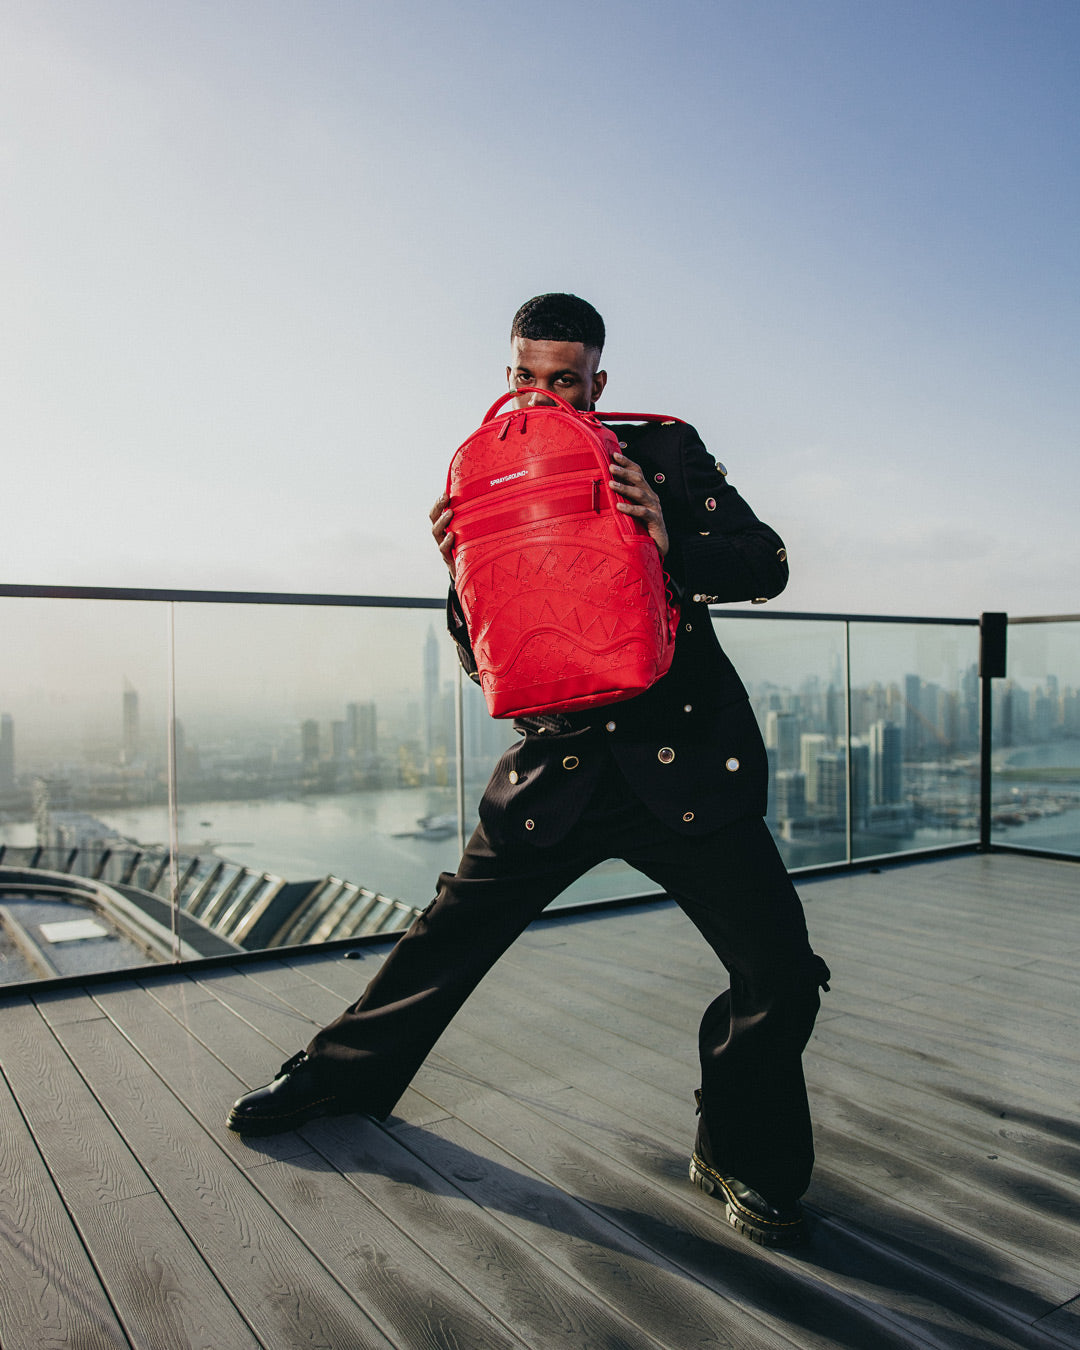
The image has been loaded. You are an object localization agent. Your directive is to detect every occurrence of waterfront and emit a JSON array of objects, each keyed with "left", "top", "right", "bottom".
[
  {"left": 3, "top": 742, "right": 1077, "bottom": 925},
  {"left": 91, "top": 788, "right": 656, "bottom": 912}
]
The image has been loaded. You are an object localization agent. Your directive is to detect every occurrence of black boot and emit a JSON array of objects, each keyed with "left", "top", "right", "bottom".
[
  {"left": 689, "top": 1090, "right": 807, "bottom": 1247},
  {"left": 226, "top": 1052, "right": 364, "bottom": 1136}
]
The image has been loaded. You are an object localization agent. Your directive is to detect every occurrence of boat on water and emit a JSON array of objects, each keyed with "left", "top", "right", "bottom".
[{"left": 392, "top": 813, "right": 457, "bottom": 841}]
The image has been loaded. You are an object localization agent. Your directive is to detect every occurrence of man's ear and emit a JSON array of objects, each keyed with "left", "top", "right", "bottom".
[
  {"left": 591, "top": 368, "right": 608, "bottom": 404},
  {"left": 506, "top": 365, "right": 513, "bottom": 389}
]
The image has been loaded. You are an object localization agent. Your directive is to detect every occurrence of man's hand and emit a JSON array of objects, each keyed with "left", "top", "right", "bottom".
[
  {"left": 430, "top": 493, "right": 456, "bottom": 580},
  {"left": 610, "top": 452, "right": 669, "bottom": 557}
]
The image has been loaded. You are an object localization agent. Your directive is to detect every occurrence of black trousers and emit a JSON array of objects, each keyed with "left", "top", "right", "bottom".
[{"left": 307, "top": 757, "right": 828, "bottom": 1201}]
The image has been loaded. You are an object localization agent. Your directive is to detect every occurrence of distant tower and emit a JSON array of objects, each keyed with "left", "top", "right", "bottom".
[
  {"left": 799, "top": 732, "right": 829, "bottom": 806},
  {"left": 869, "top": 721, "right": 903, "bottom": 805},
  {"left": 903, "top": 673, "right": 922, "bottom": 760},
  {"left": 423, "top": 625, "right": 440, "bottom": 761},
  {"left": 0, "top": 713, "right": 14, "bottom": 789},
  {"left": 347, "top": 700, "right": 378, "bottom": 759},
  {"left": 774, "top": 769, "right": 806, "bottom": 822},
  {"left": 816, "top": 750, "right": 847, "bottom": 824},
  {"left": 765, "top": 710, "right": 800, "bottom": 772},
  {"left": 122, "top": 681, "right": 140, "bottom": 765},
  {"left": 301, "top": 719, "right": 320, "bottom": 771}
]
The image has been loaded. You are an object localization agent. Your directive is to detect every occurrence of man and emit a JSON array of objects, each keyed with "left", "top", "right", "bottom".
[{"left": 228, "top": 293, "right": 830, "bottom": 1249}]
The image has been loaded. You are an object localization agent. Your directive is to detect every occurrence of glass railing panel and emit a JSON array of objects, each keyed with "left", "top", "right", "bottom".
[
  {"left": 0, "top": 596, "right": 172, "bottom": 982},
  {"left": 848, "top": 621, "right": 980, "bottom": 860},
  {"left": 992, "top": 619, "right": 1080, "bottom": 855},
  {"left": 154, "top": 601, "right": 453, "bottom": 941},
  {"left": 713, "top": 615, "right": 850, "bottom": 869}
]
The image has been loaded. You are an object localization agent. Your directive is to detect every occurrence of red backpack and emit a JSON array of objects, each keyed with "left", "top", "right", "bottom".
[{"left": 446, "top": 390, "right": 680, "bottom": 718}]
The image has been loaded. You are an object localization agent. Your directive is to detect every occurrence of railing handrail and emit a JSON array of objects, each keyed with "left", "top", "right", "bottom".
[
  {"left": 0, "top": 583, "right": 445, "bottom": 609},
  {"left": 0, "top": 582, "right": 977, "bottom": 625}
]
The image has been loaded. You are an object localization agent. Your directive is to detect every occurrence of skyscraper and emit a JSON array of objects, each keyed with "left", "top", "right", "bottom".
[
  {"left": 869, "top": 721, "right": 903, "bottom": 805},
  {"left": 799, "top": 732, "right": 829, "bottom": 806},
  {"left": 347, "top": 700, "right": 378, "bottom": 759},
  {"left": 122, "top": 681, "right": 139, "bottom": 765},
  {"left": 423, "top": 625, "right": 441, "bottom": 764},
  {"left": 0, "top": 713, "right": 14, "bottom": 790},
  {"left": 765, "top": 710, "right": 800, "bottom": 772},
  {"left": 301, "top": 719, "right": 320, "bottom": 771}
]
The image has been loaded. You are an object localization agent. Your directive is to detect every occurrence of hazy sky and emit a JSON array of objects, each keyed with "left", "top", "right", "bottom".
[{"left": 3, "top": 0, "right": 1078, "bottom": 620}]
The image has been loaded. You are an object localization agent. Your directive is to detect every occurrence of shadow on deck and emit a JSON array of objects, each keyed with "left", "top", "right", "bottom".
[{"left": 2, "top": 852, "right": 1079, "bottom": 1349}]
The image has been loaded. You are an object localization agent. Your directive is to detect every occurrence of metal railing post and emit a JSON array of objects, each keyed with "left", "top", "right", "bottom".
[
  {"left": 979, "top": 612, "right": 1007, "bottom": 852},
  {"left": 455, "top": 663, "right": 467, "bottom": 859},
  {"left": 844, "top": 620, "right": 853, "bottom": 863}
]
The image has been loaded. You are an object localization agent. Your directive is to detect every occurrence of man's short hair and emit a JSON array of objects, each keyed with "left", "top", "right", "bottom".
[{"left": 511, "top": 293, "right": 605, "bottom": 354}]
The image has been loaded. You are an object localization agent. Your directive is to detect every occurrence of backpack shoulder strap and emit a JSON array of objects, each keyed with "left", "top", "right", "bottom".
[{"left": 593, "top": 412, "right": 685, "bottom": 425}]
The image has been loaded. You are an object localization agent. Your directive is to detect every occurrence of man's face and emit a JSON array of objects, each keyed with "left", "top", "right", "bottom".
[{"left": 507, "top": 337, "right": 607, "bottom": 411}]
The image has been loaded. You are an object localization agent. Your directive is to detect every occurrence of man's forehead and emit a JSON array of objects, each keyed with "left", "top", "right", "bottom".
[{"left": 509, "top": 337, "right": 594, "bottom": 369}]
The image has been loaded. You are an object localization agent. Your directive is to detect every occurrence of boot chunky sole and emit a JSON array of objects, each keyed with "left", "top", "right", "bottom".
[{"left": 689, "top": 1154, "right": 807, "bottom": 1247}]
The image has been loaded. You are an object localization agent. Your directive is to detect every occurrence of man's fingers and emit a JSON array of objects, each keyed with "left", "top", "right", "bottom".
[{"left": 431, "top": 494, "right": 457, "bottom": 578}]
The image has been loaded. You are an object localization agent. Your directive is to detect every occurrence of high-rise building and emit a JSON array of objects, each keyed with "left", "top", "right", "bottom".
[
  {"left": 301, "top": 719, "right": 320, "bottom": 770},
  {"left": 347, "top": 700, "right": 378, "bottom": 759},
  {"left": 765, "top": 711, "right": 800, "bottom": 772},
  {"left": 850, "top": 740, "right": 870, "bottom": 827},
  {"left": 904, "top": 674, "right": 922, "bottom": 759},
  {"left": 0, "top": 713, "right": 14, "bottom": 790},
  {"left": 799, "top": 733, "right": 829, "bottom": 805},
  {"left": 1033, "top": 691, "right": 1053, "bottom": 742},
  {"left": 774, "top": 769, "right": 806, "bottom": 823},
  {"left": 869, "top": 721, "right": 903, "bottom": 805},
  {"left": 122, "top": 681, "right": 139, "bottom": 765},
  {"left": 816, "top": 750, "right": 846, "bottom": 823},
  {"left": 423, "top": 625, "right": 440, "bottom": 762}
]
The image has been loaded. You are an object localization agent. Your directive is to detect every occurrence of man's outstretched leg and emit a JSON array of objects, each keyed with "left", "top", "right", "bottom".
[{"left": 226, "top": 822, "right": 593, "bottom": 1134}]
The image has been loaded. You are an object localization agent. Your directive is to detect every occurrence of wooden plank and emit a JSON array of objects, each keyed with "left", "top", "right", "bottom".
[
  {"left": 4, "top": 1000, "right": 263, "bottom": 1350},
  {"left": 103, "top": 978, "right": 615, "bottom": 1350},
  {"left": 166, "top": 966, "right": 327, "bottom": 1046},
  {"left": 98, "top": 985, "right": 540, "bottom": 1350},
  {"left": 63, "top": 1192, "right": 262, "bottom": 1350},
  {"left": 6, "top": 1000, "right": 155, "bottom": 1209},
  {"left": 180, "top": 968, "right": 683, "bottom": 1350},
  {"left": 209, "top": 963, "right": 351, "bottom": 1034},
  {"left": 507, "top": 916, "right": 1080, "bottom": 1117},
  {"left": 423, "top": 961, "right": 1080, "bottom": 1319},
  {"left": 491, "top": 929, "right": 1080, "bottom": 1281},
  {"left": 414, "top": 1023, "right": 1077, "bottom": 1346},
  {"left": 408, "top": 1060, "right": 1059, "bottom": 1350},
  {"left": 403, "top": 1110, "right": 808, "bottom": 1350},
  {"left": 86, "top": 982, "right": 328, "bottom": 1170},
  {"left": 301, "top": 1112, "right": 674, "bottom": 1350},
  {"left": 248, "top": 1152, "right": 533, "bottom": 1350},
  {"left": 807, "top": 1044, "right": 1080, "bottom": 1183},
  {"left": 30, "top": 986, "right": 114, "bottom": 1025},
  {"left": 48, "top": 1011, "right": 396, "bottom": 1350},
  {"left": 0, "top": 1068, "right": 127, "bottom": 1350}
]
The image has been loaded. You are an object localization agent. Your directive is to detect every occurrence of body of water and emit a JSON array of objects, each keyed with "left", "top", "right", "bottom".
[{"left": 94, "top": 788, "right": 651, "bottom": 911}]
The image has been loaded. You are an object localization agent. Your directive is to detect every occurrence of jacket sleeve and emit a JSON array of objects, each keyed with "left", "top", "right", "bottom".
[{"left": 663, "top": 424, "right": 789, "bottom": 605}]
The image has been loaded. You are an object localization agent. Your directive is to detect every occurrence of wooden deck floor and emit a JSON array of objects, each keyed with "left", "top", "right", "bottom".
[{"left": 2, "top": 851, "right": 1079, "bottom": 1349}]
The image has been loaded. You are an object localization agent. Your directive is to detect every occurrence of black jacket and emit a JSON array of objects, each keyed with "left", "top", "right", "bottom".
[{"left": 448, "top": 418, "right": 788, "bottom": 847}]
